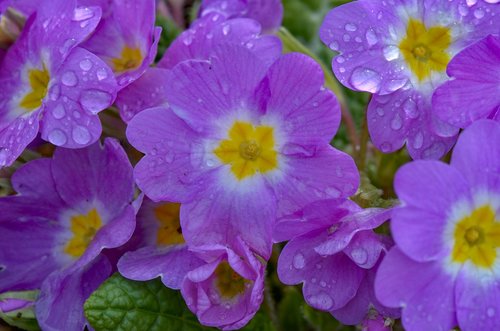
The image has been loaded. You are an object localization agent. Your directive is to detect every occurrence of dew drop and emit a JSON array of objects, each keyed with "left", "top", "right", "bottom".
[
  {"left": 320, "top": 281, "right": 327, "bottom": 287},
  {"left": 391, "top": 113, "right": 403, "bottom": 130},
  {"left": 308, "top": 293, "right": 333, "bottom": 310},
  {"left": 413, "top": 132, "right": 424, "bottom": 149},
  {"left": 383, "top": 45, "right": 400, "bottom": 61},
  {"left": 365, "top": 29, "right": 378, "bottom": 46},
  {"left": 345, "top": 23, "right": 357, "bottom": 32},
  {"left": 222, "top": 24, "right": 231, "bottom": 35},
  {"left": 376, "top": 107, "right": 385, "bottom": 116},
  {"left": 73, "top": 7, "right": 94, "bottom": 21},
  {"left": 80, "top": 89, "right": 112, "bottom": 114},
  {"left": 72, "top": 126, "right": 91, "bottom": 145},
  {"left": 328, "top": 41, "right": 339, "bottom": 50},
  {"left": 183, "top": 33, "right": 193, "bottom": 45},
  {"left": 380, "top": 142, "right": 392, "bottom": 152},
  {"left": 52, "top": 104, "right": 66, "bottom": 119},
  {"left": 61, "top": 71, "right": 78, "bottom": 86},
  {"left": 293, "top": 253, "right": 306, "bottom": 269},
  {"left": 60, "top": 38, "right": 76, "bottom": 55},
  {"left": 487, "top": 308, "right": 495, "bottom": 317},
  {"left": 48, "top": 129, "right": 67, "bottom": 146},
  {"left": 473, "top": 8, "right": 485, "bottom": 19},
  {"left": 96, "top": 68, "right": 108, "bottom": 81},
  {"left": 0, "top": 149, "right": 8, "bottom": 166},
  {"left": 79, "top": 59, "right": 93, "bottom": 71},
  {"left": 403, "top": 98, "right": 418, "bottom": 118},
  {"left": 49, "top": 84, "right": 61, "bottom": 101},
  {"left": 350, "top": 248, "right": 368, "bottom": 265},
  {"left": 466, "top": 0, "right": 478, "bottom": 6},
  {"left": 349, "top": 67, "right": 381, "bottom": 93}
]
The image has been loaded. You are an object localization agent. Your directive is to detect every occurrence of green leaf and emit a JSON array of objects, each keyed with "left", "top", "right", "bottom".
[
  {"left": 154, "top": 15, "right": 182, "bottom": 62},
  {"left": 0, "top": 290, "right": 40, "bottom": 331},
  {"left": 84, "top": 274, "right": 212, "bottom": 331},
  {"left": 240, "top": 311, "right": 276, "bottom": 331},
  {"left": 277, "top": 287, "right": 308, "bottom": 331},
  {"left": 303, "top": 305, "right": 356, "bottom": 331}
]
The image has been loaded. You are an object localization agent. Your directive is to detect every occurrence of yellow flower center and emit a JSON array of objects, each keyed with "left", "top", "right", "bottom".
[
  {"left": 214, "top": 262, "right": 250, "bottom": 299},
  {"left": 20, "top": 67, "right": 50, "bottom": 111},
  {"left": 213, "top": 121, "right": 278, "bottom": 180},
  {"left": 452, "top": 205, "right": 500, "bottom": 268},
  {"left": 64, "top": 208, "right": 103, "bottom": 258},
  {"left": 154, "top": 203, "right": 185, "bottom": 246},
  {"left": 111, "top": 45, "right": 143, "bottom": 73},
  {"left": 399, "top": 18, "right": 451, "bottom": 82}
]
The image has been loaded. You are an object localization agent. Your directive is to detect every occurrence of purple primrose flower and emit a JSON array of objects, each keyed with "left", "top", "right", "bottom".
[
  {"left": 320, "top": 0, "right": 500, "bottom": 159},
  {"left": 0, "top": 138, "right": 136, "bottom": 331},
  {"left": 81, "top": 0, "right": 161, "bottom": 87},
  {"left": 0, "top": 0, "right": 118, "bottom": 167},
  {"left": 126, "top": 43, "right": 359, "bottom": 259},
  {"left": 375, "top": 120, "right": 500, "bottom": 331}
]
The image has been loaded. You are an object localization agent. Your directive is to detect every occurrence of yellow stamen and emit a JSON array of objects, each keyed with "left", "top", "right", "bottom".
[
  {"left": 399, "top": 18, "right": 451, "bottom": 81},
  {"left": 19, "top": 67, "right": 50, "bottom": 111},
  {"left": 111, "top": 45, "right": 143, "bottom": 73},
  {"left": 214, "top": 262, "right": 250, "bottom": 299},
  {"left": 64, "top": 208, "right": 102, "bottom": 258},
  {"left": 154, "top": 203, "right": 185, "bottom": 246},
  {"left": 452, "top": 205, "right": 500, "bottom": 268},
  {"left": 213, "top": 121, "right": 278, "bottom": 180}
]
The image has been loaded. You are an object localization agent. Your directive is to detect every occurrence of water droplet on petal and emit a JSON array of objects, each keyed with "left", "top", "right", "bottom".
[
  {"left": 466, "top": 0, "right": 478, "bottom": 5},
  {"left": 391, "top": 113, "right": 403, "bottom": 130},
  {"left": 61, "top": 71, "right": 78, "bottom": 86},
  {"left": 403, "top": 98, "right": 418, "bottom": 118},
  {"left": 80, "top": 89, "right": 112, "bottom": 114},
  {"left": 96, "top": 68, "right": 108, "bottom": 81},
  {"left": 413, "top": 132, "right": 424, "bottom": 149},
  {"left": 380, "top": 142, "right": 392, "bottom": 152},
  {"left": 79, "top": 59, "right": 93, "bottom": 71},
  {"left": 345, "top": 23, "right": 357, "bottom": 32},
  {"left": 350, "top": 248, "right": 368, "bottom": 265},
  {"left": 73, "top": 7, "right": 94, "bottom": 21},
  {"left": 72, "top": 126, "right": 91, "bottom": 145},
  {"left": 308, "top": 293, "right": 333, "bottom": 310},
  {"left": 349, "top": 67, "right": 381, "bottom": 93},
  {"left": 293, "top": 253, "right": 306, "bottom": 269},
  {"left": 48, "top": 129, "right": 67, "bottom": 146},
  {"left": 365, "top": 29, "right": 378, "bottom": 46},
  {"left": 49, "top": 85, "right": 61, "bottom": 101},
  {"left": 222, "top": 24, "right": 231, "bottom": 35},
  {"left": 487, "top": 308, "right": 495, "bottom": 317},
  {"left": 0, "top": 149, "right": 8, "bottom": 166},
  {"left": 52, "top": 104, "right": 66, "bottom": 119},
  {"left": 383, "top": 45, "right": 400, "bottom": 61},
  {"left": 376, "top": 107, "right": 385, "bottom": 116},
  {"left": 328, "top": 41, "right": 339, "bottom": 50},
  {"left": 473, "top": 8, "right": 485, "bottom": 19}
]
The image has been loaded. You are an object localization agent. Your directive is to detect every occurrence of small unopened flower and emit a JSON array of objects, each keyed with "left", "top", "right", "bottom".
[{"left": 181, "top": 237, "right": 265, "bottom": 330}]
